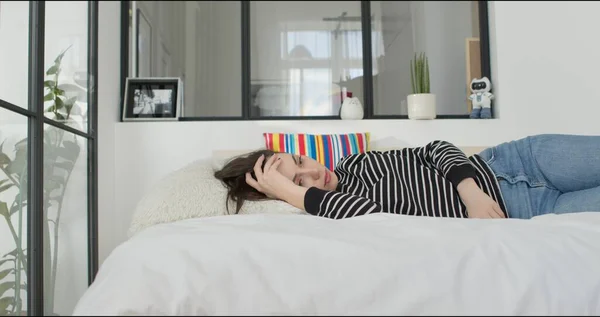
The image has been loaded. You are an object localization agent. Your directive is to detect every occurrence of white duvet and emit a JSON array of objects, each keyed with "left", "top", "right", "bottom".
[{"left": 74, "top": 213, "right": 600, "bottom": 316}]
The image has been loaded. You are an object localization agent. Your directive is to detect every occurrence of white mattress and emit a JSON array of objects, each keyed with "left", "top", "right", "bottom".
[{"left": 74, "top": 212, "right": 600, "bottom": 316}]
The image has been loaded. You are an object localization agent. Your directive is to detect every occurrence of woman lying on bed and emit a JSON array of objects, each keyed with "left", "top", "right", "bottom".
[{"left": 214, "top": 134, "right": 600, "bottom": 220}]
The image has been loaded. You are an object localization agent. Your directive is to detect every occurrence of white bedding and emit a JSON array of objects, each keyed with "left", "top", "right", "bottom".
[{"left": 74, "top": 212, "right": 600, "bottom": 316}]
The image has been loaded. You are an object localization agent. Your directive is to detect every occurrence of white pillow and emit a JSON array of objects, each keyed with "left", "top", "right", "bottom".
[{"left": 128, "top": 159, "right": 306, "bottom": 238}]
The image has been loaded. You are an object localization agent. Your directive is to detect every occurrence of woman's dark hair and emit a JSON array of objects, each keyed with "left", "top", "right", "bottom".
[{"left": 214, "top": 149, "right": 277, "bottom": 214}]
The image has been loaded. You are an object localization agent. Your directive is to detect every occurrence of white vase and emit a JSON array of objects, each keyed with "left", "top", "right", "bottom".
[
  {"left": 340, "top": 97, "right": 364, "bottom": 120},
  {"left": 407, "top": 93, "right": 436, "bottom": 120}
]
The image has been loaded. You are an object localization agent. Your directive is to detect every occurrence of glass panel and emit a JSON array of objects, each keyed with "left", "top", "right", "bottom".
[
  {"left": 250, "top": 1, "right": 364, "bottom": 117},
  {"left": 129, "top": 1, "right": 242, "bottom": 117},
  {"left": 371, "top": 1, "right": 481, "bottom": 116},
  {"left": 43, "top": 124, "right": 88, "bottom": 316},
  {"left": 0, "top": 108, "right": 28, "bottom": 316},
  {"left": 44, "top": 1, "right": 89, "bottom": 132},
  {"left": 0, "top": 1, "right": 30, "bottom": 109}
]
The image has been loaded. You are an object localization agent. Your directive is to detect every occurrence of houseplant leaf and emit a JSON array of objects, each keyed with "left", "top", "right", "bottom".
[
  {"left": 44, "top": 92, "right": 55, "bottom": 102},
  {"left": 0, "top": 297, "right": 12, "bottom": 312},
  {"left": 54, "top": 113, "right": 65, "bottom": 121},
  {"left": 54, "top": 97, "right": 64, "bottom": 110},
  {"left": 0, "top": 202, "right": 9, "bottom": 218},
  {"left": 14, "top": 138, "right": 27, "bottom": 149},
  {"left": 59, "top": 141, "right": 80, "bottom": 161},
  {"left": 46, "top": 65, "right": 59, "bottom": 76},
  {"left": 55, "top": 44, "right": 72, "bottom": 64},
  {"left": 0, "top": 258, "right": 12, "bottom": 265},
  {"left": 9, "top": 201, "right": 26, "bottom": 216},
  {"left": 6, "top": 150, "right": 26, "bottom": 176},
  {"left": 69, "top": 103, "right": 82, "bottom": 116},
  {"left": 0, "top": 141, "right": 10, "bottom": 166},
  {"left": 44, "top": 80, "right": 56, "bottom": 89},
  {"left": 0, "top": 269, "right": 12, "bottom": 280},
  {"left": 0, "top": 282, "right": 14, "bottom": 297},
  {"left": 0, "top": 183, "right": 13, "bottom": 194},
  {"left": 3, "top": 249, "right": 19, "bottom": 259},
  {"left": 0, "top": 153, "right": 9, "bottom": 166}
]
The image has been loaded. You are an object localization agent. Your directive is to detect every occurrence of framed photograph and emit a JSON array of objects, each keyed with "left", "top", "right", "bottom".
[
  {"left": 136, "top": 8, "right": 152, "bottom": 77},
  {"left": 122, "top": 77, "right": 182, "bottom": 121}
]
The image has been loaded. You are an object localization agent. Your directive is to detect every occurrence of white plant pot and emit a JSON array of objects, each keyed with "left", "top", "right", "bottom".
[{"left": 407, "top": 93, "right": 436, "bottom": 120}]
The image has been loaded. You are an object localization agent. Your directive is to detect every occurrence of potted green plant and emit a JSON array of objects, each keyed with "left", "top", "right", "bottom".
[{"left": 408, "top": 52, "right": 436, "bottom": 119}]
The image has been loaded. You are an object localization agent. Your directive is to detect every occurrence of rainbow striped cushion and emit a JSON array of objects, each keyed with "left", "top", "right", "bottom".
[{"left": 263, "top": 132, "right": 371, "bottom": 171}]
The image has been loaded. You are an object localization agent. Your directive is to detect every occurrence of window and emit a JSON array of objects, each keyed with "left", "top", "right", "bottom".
[
  {"left": 248, "top": 1, "right": 365, "bottom": 118},
  {"left": 122, "top": 1, "right": 491, "bottom": 120},
  {"left": 0, "top": 1, "right": 98, "bottom": 316},
  {"left": 371, "top": 1, "right": 485, "bottom": 116}
]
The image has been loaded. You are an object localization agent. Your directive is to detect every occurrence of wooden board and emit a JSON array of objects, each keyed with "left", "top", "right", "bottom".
[{"left": 465, "top": 38, "right": 481, "bottom": 113}]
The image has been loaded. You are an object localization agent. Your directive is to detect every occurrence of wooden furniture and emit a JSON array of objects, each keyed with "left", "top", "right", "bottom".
[{"left": 465, "top": 37, "right": 481, "bottom": 113}]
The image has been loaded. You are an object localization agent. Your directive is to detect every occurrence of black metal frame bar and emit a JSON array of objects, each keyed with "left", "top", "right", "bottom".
[
  {"left": 120, "top": 1, "right": 130, "bottom": 122},
  {"left": 477, "top": 0, "right": 493, "bottom": 116},
  {"left": 27, "top": 1, "right": 45, "bottom": 315},
  {"left": 241, "top": 1, "right": 251, "bottom": 119},
  {"left": 87, "top": 0, "right": 99, "bottom": 286},
  {"left": 0, "top": 1, "right": 99, "bottom": 315},
  {"left": 360, "top": 1, "right": 374, "bottom": 119},
  {"left": 119, "top": 1, "right": 492, "bottom": 121},
  {"left": 0, "top": 100, "right": 32, "bottom": 117}
]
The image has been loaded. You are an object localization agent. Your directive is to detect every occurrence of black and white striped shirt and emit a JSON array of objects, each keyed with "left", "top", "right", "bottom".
[{"left": 303, "top": 141, "right": 507, "bottom": 219}]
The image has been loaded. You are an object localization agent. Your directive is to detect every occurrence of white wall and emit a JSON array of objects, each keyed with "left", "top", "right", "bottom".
[
  {"left": 412, "top": 1, "right": 475, "bottom": 115},
  {"left": 373, "top": 0, "right": 415, "bottom": 116},
  {"left": 132, "top": 1, "right": 185, "bottom": 79},
  {"left": 0, "top": 0, "right": 29, "bottom": 108},
  {"left": 97, "top": 0, "right": 120, "bottom": 278},
  {"left": 183, "top": 1, "right": 242, "bottom": 117},
  {"left": 97, "top": 0, "right": 600, "bottom": 270},
  {"left": 344, "top": 1, "right": 475, "bottom": 116}
]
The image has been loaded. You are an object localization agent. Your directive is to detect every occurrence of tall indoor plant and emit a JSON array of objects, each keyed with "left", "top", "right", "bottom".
[
  {"left": 0, "top": 46, "right": 82, "bottom": 316},
  {"left": 408, "top": 52, "right": 436, "bottom": 119}
]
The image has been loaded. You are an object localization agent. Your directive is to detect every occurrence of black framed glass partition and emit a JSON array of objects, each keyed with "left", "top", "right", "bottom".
[
  {"left": 0, "top": 1, "right": 98, "bottom": 316},
  {"left": 120, "top": 0, "right": 492, "bottom": 121}
]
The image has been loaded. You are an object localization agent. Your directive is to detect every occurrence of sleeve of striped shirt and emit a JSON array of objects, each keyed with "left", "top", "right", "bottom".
[
  {"left": 303, "top": 187, "right": 383, "bottom": 219},
  {"left": 389, "top": 140, "right": 478, "bottom": 188}
]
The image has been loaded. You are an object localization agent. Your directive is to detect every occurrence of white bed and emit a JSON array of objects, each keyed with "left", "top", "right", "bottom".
[
  {"left": 73, "top": 144, "right": 600, "bottom": 315},
  {"left": 74, "top": 212, "right": 600, "bottom": 315}
]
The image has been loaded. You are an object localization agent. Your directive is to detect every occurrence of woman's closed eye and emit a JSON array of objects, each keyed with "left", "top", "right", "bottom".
[
  {"left": 295, "top": 155, "right": 304, "bottom": 186},
  {"left": 298, "top": 156, "right": 304, "bottom": 186}
]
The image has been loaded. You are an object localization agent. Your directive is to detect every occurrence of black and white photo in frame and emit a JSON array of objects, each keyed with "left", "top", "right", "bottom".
[{"left": 123, "top": 77, "right": 182, "bottom": 121}]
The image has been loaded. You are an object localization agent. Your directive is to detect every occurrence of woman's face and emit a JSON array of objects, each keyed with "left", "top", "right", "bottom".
[{"left": 274, "top": 153, "right": 338, "bottom": 191}]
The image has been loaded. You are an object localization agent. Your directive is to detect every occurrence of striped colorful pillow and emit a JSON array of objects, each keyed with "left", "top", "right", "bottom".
[{"left": 263, "top": 132, "right": 371, "bottom": 171}]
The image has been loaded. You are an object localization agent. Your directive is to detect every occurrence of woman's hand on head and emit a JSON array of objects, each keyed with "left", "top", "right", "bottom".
[{"left": 245, "top": 154, "right": 295, "bottom": 200}]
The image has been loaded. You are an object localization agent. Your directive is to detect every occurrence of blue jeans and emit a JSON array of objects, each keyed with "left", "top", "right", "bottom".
[{"left": 477, "top": 134, "right": 600, "bottom": 219}]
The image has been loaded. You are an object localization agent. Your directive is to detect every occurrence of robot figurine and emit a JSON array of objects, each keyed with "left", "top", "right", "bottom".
[{"left": 468, "top": 77, "right": 494, "bottom": 119}]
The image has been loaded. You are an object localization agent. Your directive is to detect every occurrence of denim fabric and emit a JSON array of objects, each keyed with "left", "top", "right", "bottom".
[{"left": 477, "top": 134, "right": 600, "bottom": 219}]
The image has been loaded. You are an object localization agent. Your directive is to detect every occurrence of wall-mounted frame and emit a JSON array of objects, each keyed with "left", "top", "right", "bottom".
[
  {"left": 135, "top": 8, "right": 152, "bottom": 77},
  {"left": 122, "top": 77, "right": 182, "bottom": 121}
]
